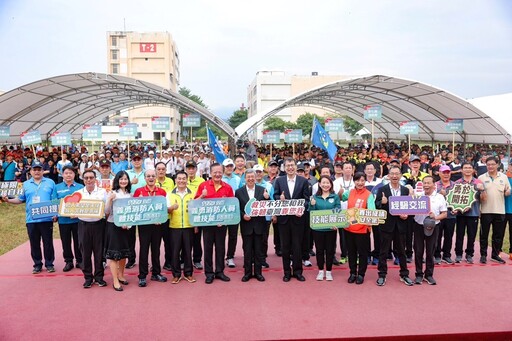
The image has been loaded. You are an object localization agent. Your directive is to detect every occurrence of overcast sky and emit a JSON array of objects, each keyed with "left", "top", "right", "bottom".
[{"left": 1, "top": 0, "right": 511, "bottom": 119}]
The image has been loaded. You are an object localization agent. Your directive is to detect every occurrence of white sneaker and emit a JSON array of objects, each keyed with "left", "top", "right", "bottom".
[
  {"left": 316, "top": 270, "right": 324, "bottom": 281},
  {"left": 226, "top": 258, "right": 235, "bottom": 268},
  {"left": 325, "top": 271, "right": 333, "bottom": 281},
  {"left": 303, "top": 260, "right": 312, "bottom": 267}
]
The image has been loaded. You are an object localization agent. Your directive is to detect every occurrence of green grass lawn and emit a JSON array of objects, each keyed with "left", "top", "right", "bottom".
[{"left": 0, "top": 204, "right": 510, "bottom": 257}]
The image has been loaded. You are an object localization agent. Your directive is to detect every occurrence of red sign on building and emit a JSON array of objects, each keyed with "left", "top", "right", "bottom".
[{"left": 139, "top": 43, "right": 157, "bottom": 53}]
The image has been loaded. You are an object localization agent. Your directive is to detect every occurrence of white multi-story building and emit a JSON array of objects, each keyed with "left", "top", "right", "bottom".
[
  {"left": 106, "top": 31, "right": 180, "bottom": 143},
  {"left": 247, "top": 71, "right": 354, "bottom": 141}
]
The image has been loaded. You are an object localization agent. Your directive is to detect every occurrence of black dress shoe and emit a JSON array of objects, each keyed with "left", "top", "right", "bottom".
[
  {"left": 118, "top": 278, "right": 129, "bottom": 285},
  {"left": 126, "top": 261, "right": 136, "bottom": 269},
  {"left": 348, "top": 274, "right": 357, "bottom": 283},
  {"left": 95, "top": 279, "right": 107, "bottom": 287},
  {"left": 255, "top": 274, "right": 265, "bottom": 282},
  {"left": 113, "top": 284, "right": 123, "bottom": 292},
  {"left": 356, "top": 275, "right": 364, "bottom": 285},
  {"left": 138, "top": 278, "right": 147, "bottom": 287},
  {"left": 75, "top": 262, "right": 82, "bottom": 269},
  {"left": 205, "top": 276, "right": 214, "bottom": 284},
  {"left": 241, "top": 274, "right": 252, "bottom": 282},
  {"left": 151, "top": 274, "right": 168, "bottom": 282},
  {"left": 83, "top": 280, "right": 93, "bottom": 288},
  {"left": 261, "top": 261, "right": 269, "bottom": 268},
  {"left": 63, "top": 262, "right": 74, "bottom": 272},
  {"left": 283, "top": 275, "right": 291, "bottom": 282},
  {"left": 276, "top": 250, "right": 282, "bottom": 257},
  {"left": 294, "top": 274, "right": 306, "bottom": 282},
  {"left": 215, "top": 273, "right": 231, "bottom": 282}
]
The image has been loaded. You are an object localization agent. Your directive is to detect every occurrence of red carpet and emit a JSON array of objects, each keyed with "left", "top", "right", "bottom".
[{"left": 1, "top": 239, "right": 511, "bottom": 341}]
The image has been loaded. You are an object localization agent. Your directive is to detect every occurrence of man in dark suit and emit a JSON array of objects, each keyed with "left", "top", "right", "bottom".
[
  {"left": 236, "top": 169, "right": 269, "bottom": 282},
  {"left": 273, "top": 158, "right": 310, "bottom": 282},
  {"left": 374, "top": 165, "right": 414, "bottom": 286}
]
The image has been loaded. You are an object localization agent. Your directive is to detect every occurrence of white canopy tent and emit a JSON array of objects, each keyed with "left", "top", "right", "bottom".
[{"left": 237, "top": 75, "right": 511, "bottom": 144}]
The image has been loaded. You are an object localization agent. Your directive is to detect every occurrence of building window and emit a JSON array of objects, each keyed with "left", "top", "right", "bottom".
[
  {"left": 111, "top": 64, "right": 119, "bottom": 74},
  {"left": 253, "top": 86, "right": 257, "bottom": 96},
  {"left": 111, "top": 50, "right": 118, "bottom": 60},
  {"left": 111, "top": 36, "right": 117, "bottom": 46}
]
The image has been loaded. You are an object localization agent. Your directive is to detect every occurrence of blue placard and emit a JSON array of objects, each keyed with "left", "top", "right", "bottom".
[
  {"left": 182, "top": 113, "right": 201, "bottom": 127},
  {"left": 82, "top": 125, "right": 102, "bottom": 140},
  {"left": 21, "top": 130, "right": 42, "bottom": 145},
  {"left": 50, "top": 132, "right": 71, "bottom": 146},
  {"left": 364, "top": 105, "right": 382, "bottom": 120},
  {"left": 0, "top": 125, "right": 10, "bottom": 138},
  {"left": 0, "top": 181, "right": 24, "bottom": 197},
  {"left": 400, "top": 121, "right": 419, "bottom": 135},
  {"left": 188, "top": 198, "right": 240, "bottom": 226},
  {"left": 262, "top": 130, "right": 280, "bottom": 144},
  {"left": 284, "top": 129, "right": 302, "bottom": 143},
  {"left": 29, "top": 200, "right": 60, "bottom": 220},
  {"left": 151, "top": 117, "right": 170, "bottom": 131},
  {"left": 445, "top": 119, "right": 464, "bottom": 132},
  {"left": 119, "top": 123, "right": 138, "bottom": 138},
  {"left": 113, "top": 196, "right": 168, "bottom": 226},
  {"left": 325, "top": 118, "right": 344, "bottom": 132}
]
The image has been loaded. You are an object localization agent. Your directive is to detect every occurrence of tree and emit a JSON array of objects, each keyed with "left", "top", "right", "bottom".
[
  {"left": 295, "top": 112, "right": 325, "bottom": 137},
  {"left": 227, "top": 109, "right": 248, "bottom": 128},
  {"left": 263, "top": 117, "right": 297, "bottom": 132},
  {"left": 343, "top": 116, "right": 364, "bottom": 136},
  {"left": 179, "top": 87, "right": 208, "bottom": 108}
]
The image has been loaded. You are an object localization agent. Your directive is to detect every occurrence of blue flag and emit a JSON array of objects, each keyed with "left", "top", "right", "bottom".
[
  {"left": 207, "top": 126, "right": 227, "bottom": 164},
  {"left": 311, "top": 118, "right": 337, "bottom": 161}
]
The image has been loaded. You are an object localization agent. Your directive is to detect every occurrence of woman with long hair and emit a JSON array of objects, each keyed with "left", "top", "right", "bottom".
[
  {"left": 104, "top": 171, "right": 133, "bottom": 291},
  {"left": 309, "top": 175, "right": 341, "bottom": 281}
]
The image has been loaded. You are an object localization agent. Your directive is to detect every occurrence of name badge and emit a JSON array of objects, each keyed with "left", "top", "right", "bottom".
[{"left": 32, "top": 196, "right": 40, "bottom": 204}]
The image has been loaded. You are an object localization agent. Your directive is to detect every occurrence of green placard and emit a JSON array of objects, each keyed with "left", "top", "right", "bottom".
[
  {"left": 310, "top": 208, "right": 387, "bottom": 230},
  {"left": 188, "top": 198, "right": 240, "bottom": 226},
  {"left": 284, "top": 129, "right": 303, "bottom": 143},
  {"left": 21, "top": 130, "right": 42, "bottom": 145},
  {"left": 0, "top": 125, "right": 10, "bottom": 138},
  {"left": 50, "top": 132, "right": 71, "bottom": 146},
  {"left": 151, "top": 117, "right": 170, "bottom": 131},
  {"left": 262, "top": 130, "right": 280, "bottom": 143},
  {"left": 445, "top": 183, "right": 477, "bottom": 213},
  {"left": 113, "top": 196, "right": 168, "bottom": 226},
  {"left": 182, "top": 113, "right": 201, "bottom": 127},
  {"left": 364, "top": 105, "right": 382, "bottom": 120}
]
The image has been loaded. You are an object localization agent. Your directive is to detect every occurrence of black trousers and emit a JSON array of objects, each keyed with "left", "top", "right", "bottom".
[
  {"left": 27, "top": 222, "right": 55, "bottom": 268},
  {"left": 378, "top": 229, "right": 408, "bottom": 277},
  {"left": 480, "top": 213, "right": 506, "bottom": 258},
  {"left": 413, "top": 222, "right": 439, "bottom": 277},
  {"left": 506, "top": 214, "right": 512, "bottom": 254},
  {"left": 301, "top": 211, "right": 311, "bottom": 261},
  {"left": 312, "top": 230, "right": 337, "bottom": 271},
  {"left": 435, "top": 218, "right": 456, "bottom": 259},
  {"left": 337, "top": 228, "right": 348, "bottom": 258},
  {"left": 170, "top": 228, "right": 194, "bottom": 278},
  {"left": 370, "top": 225, "right": 381, "bottom": 259},
  {"left": 127, "top": 226, "right": 137, "bottom": 264},
  {"left": 138, "top": 223, "right": 163, "bottom": 279},
  {"left": 193, "top": 227, "right": 203, "bottom": 263},
  {"left": 59, "top": 222, "right": 82, "bottom": 264},
  {"left": 455, "top": 215, "right": 479, "bottom": 257},
  {"left": 242, "top": 232, "right": 263, "bottom": 276},
  {"left": 345, "top": 231, "right": 370, "bottom": 276},
  {"left": 202, "top": 225, "right": 227, "bottom": 277},
  {"left": 279, "top": 218, "right": 305, "bottom": 276},
  {"left": 261, "top": 220, "right": 271, "bottom": 261},
  {"left": 162, "top": 220, "right": 171, "bottom": 267},
  {"left": 78, "top": 220, "right": 105, "bottom": 281},
  {"left": 226, "top": 224, "right": 239, "bottom": 259},
  {"left": 405, "top": 217, "right": 414, "bottom": 258},
  {"left": 273, "top": 223, "right": 281, "bottom": 252}
]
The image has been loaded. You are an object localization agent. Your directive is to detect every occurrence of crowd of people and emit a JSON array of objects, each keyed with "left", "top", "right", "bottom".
[{"left": 1, "top": 138, "right": 511, "bottom": 290}]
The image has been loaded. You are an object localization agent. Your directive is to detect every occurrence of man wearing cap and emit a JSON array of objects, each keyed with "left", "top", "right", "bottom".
[
  {"left": 97, "top": 159, "right": 113, "bottom": 192},
  {"left": 254, "top": 164, "right": 275, "bottom": 267},
  {"left": 144, "top": 151, "right": 156, "bottom": 171},
  {"left": 195, "top": 163, "right": 235, "bottom": 284},
  {"left": 160, "top": 150, "right": 173, "bottom": 178},
  {"left": 413, "top": 176, "right": 447, "bottom": 285},
  {"left": 185, "top": 160, "right": 205, "bottom": 269},
  {"left": 111, "top": 154, "right": 125, "bottom": 175},
  {"left": 56, "top": 153, "right": 72, "bottom": 184},
  {"left": 2, "top": 161, "right": 56, "bottom": 274},
  {"left": 124, "top": 152, "right": 146, "bottom": 268},
  {"left": 478, "top": 156, "right": 511, "bottom": 264},
  {"left": 222, "top": 158, "right": 242, "bottom": 268},
  {"left": 155, "top": 161, "right": 175, "bottom": 271},
  {"left": 434, "top": 165, "right": 456, "bottom": 265},
  {"left": 52, "top": 165, "right": 84, "bottom": 272}
]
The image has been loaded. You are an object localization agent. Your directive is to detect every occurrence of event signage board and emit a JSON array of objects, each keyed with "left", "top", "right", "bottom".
[
  {"left": 445, "top": 119, "right": 464, "bottom": 132},
  {"left": 82, "top": 125, "right": 102, "bottom": 140},
  {"left": 389, "top": 195, "right": 430, "bottom": 215},
  {"left": 50, "top": 132, "right": 71, "bottom": 146},
  {"left": 310, "top": 208, "right": 387, "bottom": 230},
  {"left": 29, "top": 200, "right": 60, "bottom": 220},
  {"left": 364, "top": 105, "right": 382, "bottom": 120},
  {"left": 188, "top": 198, "right": 240, "bottom": 226},
  {"left": 139, "top": 43, "right": 157, "bottom": 53},
  {"left": 445, "top": 183, "right": 477, "bottom": 213},
  {"left": 399, "top": 121, "right": 419, "bottom": 135},
  {"left": 182, "top": 113, "right": 201, "bottom": 127},
  {"left": 151, "top": 116, "right": 170, "bottom": 131},
  {"left": 0, "top": 181, "right": 23, "bottom": 197},
  {"left": 113, "top": 196, "right": 168, "bottom": 226},
  {"left": 21, "top": 130, "right": 42, "bottom": 145},
  {"left": 244, "top": 199, "right": 306, "bottom": 217},
  {"left": 0, "top": 125, "right": 10, "bottom": 138},
  {"left": 262, "top": 130, "right": 280, "bottom": 144},
  {"left": 119, "top": 123, "right": 138, "bottom": 138},
  {"left": 325, "top": 118, "right": 344, "bottom": 132},
  {"left": 284, "top": 129, "right": 303, "bottom": 143},
  {"left": 58, "top": 192, "right": 105, "bottom": 219}
]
